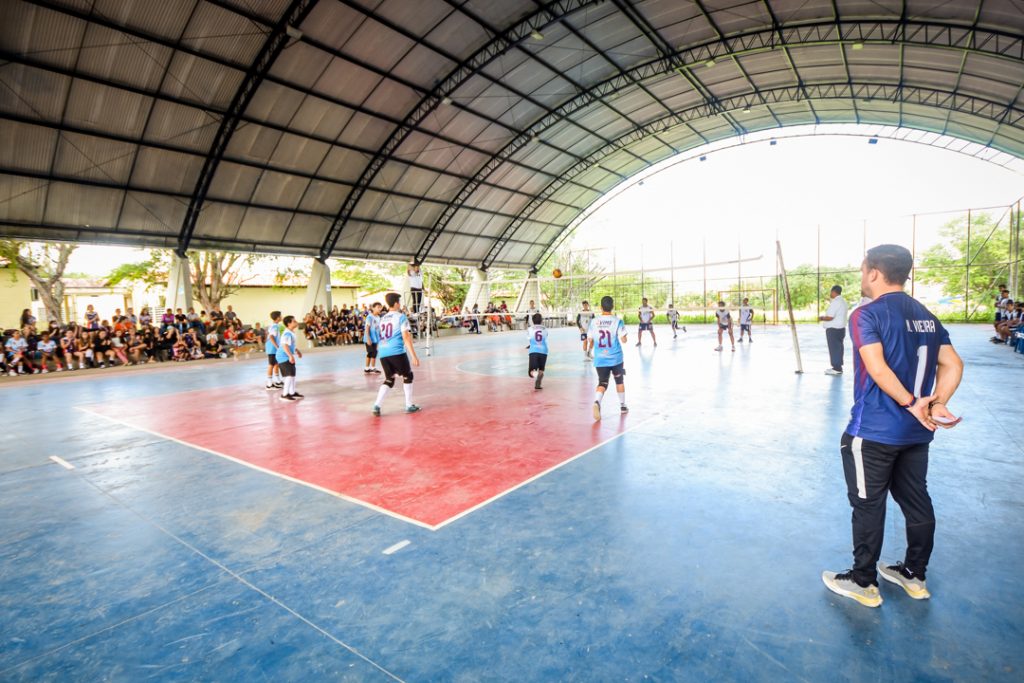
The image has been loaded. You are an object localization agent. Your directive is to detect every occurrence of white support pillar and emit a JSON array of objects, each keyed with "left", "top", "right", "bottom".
[
  {"left": 461, "top": 268, "right": 490, "bottom": 312},
  {"left": 514, "top": 274, "right": 541, "bottom": 313},
  {"left": 303, "top": 258, "right": 333, "bottom": 315},
  {"left": 166, "top": 252, "right": 193, "bottom": 312}
]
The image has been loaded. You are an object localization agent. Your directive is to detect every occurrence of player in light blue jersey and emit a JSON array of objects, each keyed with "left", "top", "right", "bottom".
[
  {"left": 274, "top": 315, "right": 303, "bottom": 401},
  {"left": 363, "top": 301, "right": 383, "bottom": 374},
  {"left": 264, "top": 310, "right": 283, "bottom": 390},
  {"left": 586, "top": 295, "right": 628, "bottom": 421},
  {"left": 527, "top": 312, "right": 548, "bottom": 390},
  {"left": 373, "top": 292, "right": 421, "bottom": 416}
]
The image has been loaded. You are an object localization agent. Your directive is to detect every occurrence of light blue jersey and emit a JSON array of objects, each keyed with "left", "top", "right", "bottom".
[
  {"left": 378, "top": 310, "right": 410, "bottom": 358},
  {"left": 365, "top": 313, "right": 381, "bottom": 344},
  {"left": 265, "top": 321, "right": 283, "bottom": 354},
  {"left": 528, "top": 324, "right": 548, "bottom": 354},
  {"left": 274, "top": 329, "right": 296, "bottom": 363},
  {"left": 588, "top": 315, "right": 626, "bottom": 367}
]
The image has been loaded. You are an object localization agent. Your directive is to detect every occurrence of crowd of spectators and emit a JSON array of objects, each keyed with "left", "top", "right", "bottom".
[
  {"left": 302, "top": 305, "right": 368, "bottom": 346},
  {"left": 992, "top": 286, "right": 1024, "bottom": 351},
  {"left": 2, "top": 304, "right": 266, "bottom": 376}
]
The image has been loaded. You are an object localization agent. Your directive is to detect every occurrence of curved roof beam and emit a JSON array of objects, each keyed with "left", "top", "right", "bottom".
[
  {"left": 315, "top": 0, "right": 609, "bottom": 262},
  {"left": 505, "top": 81, "right": 1024, "bottom": 271},
  {"left": 176, "top": 0, "right": 319, "bottom": 257},
  {"left": 412, "top": 16, "right": 1024, "bottom": 267}
]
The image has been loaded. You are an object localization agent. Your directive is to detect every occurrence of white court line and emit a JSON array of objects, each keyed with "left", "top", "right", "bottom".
[
  {"left": 49, "top": 455, "right": 75, "bottom": 470},
  {"left": 431, "top": 415, "right": 658, "bottom": 530},
  {"left": 75, "top": 406, "right": 435, "bottom": 531},
  {"left": 75, "top": 407, "right": 655, "bottom": 532},
  {"left": 382, "top": 540, "right": 411, "bottom": 555}
]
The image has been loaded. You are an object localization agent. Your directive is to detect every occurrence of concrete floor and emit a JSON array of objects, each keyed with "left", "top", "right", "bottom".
[{"left": 1, "top": 323, "right": 1021, "bottom": 681}]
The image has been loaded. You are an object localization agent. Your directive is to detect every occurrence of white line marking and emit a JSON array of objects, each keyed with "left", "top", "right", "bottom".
[
  {"left": 382, "top": 540, "right": 410, "bottom": 555},
  {"left": 49, "top": 455, "right": 75, "bottom": 470},
  {"left": 431, "top": 415, "right": 658, "bottom": 530},
  {"left": 75, "top": 406, "right": 435, "bottom": 531}
]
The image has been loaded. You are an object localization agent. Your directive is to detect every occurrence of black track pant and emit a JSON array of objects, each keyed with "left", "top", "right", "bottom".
[
  {"left": 840, "top": 432, "right": 935, "bottom": 586},
  {"left": 826, "top": 327, "right": 846, "bottom": 371}
]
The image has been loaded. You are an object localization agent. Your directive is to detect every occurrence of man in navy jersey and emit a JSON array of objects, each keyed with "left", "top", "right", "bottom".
[{"left": 823, "top": 245, "right": 963, "bottom": 608}]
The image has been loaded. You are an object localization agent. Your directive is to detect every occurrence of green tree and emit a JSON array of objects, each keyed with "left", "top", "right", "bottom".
[
  {"left": 330, "top": 259, "right": 401, "bottom": 298},
  {"left": 106, "top": 249, "right": 261, "bottom": 311},
  {"left": 0, "top": 239, "right": 76, "bottom": 324},
  {"left": 782, "top": 264, "right": 862, "bottom": 312},
  {"left": 917, "top": 212, "right": 1013, "bottom": 318}
]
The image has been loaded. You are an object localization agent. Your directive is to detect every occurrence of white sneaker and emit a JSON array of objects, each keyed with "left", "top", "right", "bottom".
[
  {"left": 714, "top": 345, "right": 723, "bottom": 351},
  {"left": 42, "top": 368, "right": 49, "bottom": 374},
  {"left": 825, "top": 368, "right": 843, "bottom": 376},
  {"left": 822, "top": 570, "right": 882, "bottom": 607},
  {"left": 877, "top": 561, "right": 930, "bottom": 599},
  {"left": 7, "top": 370, "right": 15, "bottom": 377}
]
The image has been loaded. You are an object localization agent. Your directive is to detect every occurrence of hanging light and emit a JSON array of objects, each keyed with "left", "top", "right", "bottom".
[
  {"left": 851, "top": 42, "right": 864, "bottom": 50},
  {"left": 441, "top": 95, "right": 453, "bottom": 105},
  {"left": 530, "top": 28, "right": 544, "bottom": 41},
  {"left": 705, "top": 58, "right": 716, "bottom": 67}
]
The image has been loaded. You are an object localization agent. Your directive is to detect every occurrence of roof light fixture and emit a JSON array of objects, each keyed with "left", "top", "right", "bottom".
[
  {"left": 530, "top": 28, "right": 544, "bottom": 41},
  {"left": 851, "top": 41, "right": 864, "bottom": 50},
  {"left": 285, "top": 25, "right": 303, "bottom": 41},
  {"left": 742, "top": 105, "right": 751, "bottom": 113},
  {"left": 530, "top": 132, "right": 540, "bottom": 144},
  {"left": 705, "top": 58, "right": 715, "bottom": 67},
  {"left": 441, "top": 96, "right": 453, "bottom": 105}
]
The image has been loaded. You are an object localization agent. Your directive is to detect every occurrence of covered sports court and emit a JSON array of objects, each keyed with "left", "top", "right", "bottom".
[{"left": 2, "top": 0, "right": 1023, "bottom": 680}]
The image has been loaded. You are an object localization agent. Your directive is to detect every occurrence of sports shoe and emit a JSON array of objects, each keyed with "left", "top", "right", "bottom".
[
  {"left": 7, "top": 370, "right": 15, "bottom": 377},
  {"left": 825, "top": 368, "right": 843, "bottom": 376},
  {"left": 372, "top": 405, "right": 381, "bottom": 416},
  {"left": 635, "top": 342, "right": 641, "bottom": 347},
  {"left": 821, "top": 570, "right": 882, "bottom": 608},
  {"left": 99, "top": 364, "right": 106, "bottom": 369},
  {"left": 273, "top": 382, "right": 284, "bottom": 388},
  {"left": 592, "top": 401, "right": 601, "bottom": 421},
  {"left": 738, "top": 338, "right": 744, "bottom": 343},
  {"left": 405, "top": 404, "right": 421, "bottom": 413},
  {"left": 363, "top": 368, "right": 371, "bottom": 373},
  {"left": 265, "top": 384, "right": 276, "bottom": 390},
  {"left": 714, "top": 345, "right": 723, "bottom": 351},
  {"left": 371, "top": 368, "right": 381, "bottom": 373},
  {"left": 279, "top": 394, "right": 297, "bottom": 401},
  {"left": 731, "top": 346, "right": 735, "bottom": 352},
  {"left": 877, "top": 562, "right": 930, "bottom": 599},
  {"left": 682, "top": 326, "right": 687, "bottom": 333},
  {"left": 291, "top": 393, "right": 305, "bottom": 400},
  {"left": 42, "top": 368, "right": 49, "bottom": 374},
  {"left": 620, "top": 404, "right": 629, "bottom": 414}
]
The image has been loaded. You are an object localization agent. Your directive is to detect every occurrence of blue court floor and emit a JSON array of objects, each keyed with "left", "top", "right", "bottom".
[{"left": 1, "top": 323, "right": 1021, "bottom": 681}]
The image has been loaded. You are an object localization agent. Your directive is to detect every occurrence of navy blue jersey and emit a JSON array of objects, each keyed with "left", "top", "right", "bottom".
[{"left": 847, "top": 292, "right": 951, "bottom": 445}]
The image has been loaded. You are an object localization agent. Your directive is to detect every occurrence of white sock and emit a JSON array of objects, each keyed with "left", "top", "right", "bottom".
[
  {"left": 375, "top": 384, "right": 390, "bottom": 406},
  {"left": 595, "top": 391, "right": 604, "bottom": 404},
  {"left": 281, "top": 379, "right": 289, "bottom": 397},
  {"left": 618, "top": 391, "right": 626, "bottom": 405},
  {"left": 289, "top": 377, "right": 297, "bottom": 395},
  {"left": 403, "top": 382, "right": 413, "bottom": 407}
]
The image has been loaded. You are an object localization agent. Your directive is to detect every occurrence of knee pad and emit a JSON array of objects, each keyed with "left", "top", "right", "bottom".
[
  {"left": 612, "top": 370, "right": 625, "bottom": 385},
  {"left": 403, "top": 372, "right": 414, "bottom": 384},
  {"left": 383, "top": 377, "right": 395, "bottom": 388},
  {"left": 598, "top": 379, "right": 609, "bottom": 390}
]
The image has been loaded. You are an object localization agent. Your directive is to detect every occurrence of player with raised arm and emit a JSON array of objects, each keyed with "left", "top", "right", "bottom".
[
  {"left": 576, "top": 300, "right": 595, "bottom": 359},
  {"left": 636, "top": 297, "right": 657, "bottom": 347},
  {"left": 588, "top": 295, "right": 628, "bottom": 421},
  {"left": 715, "top": 301, "right": 735, "bottom": 352},
  {"left": 373, "top": 293, "right": 421, "bottom": 416},
  {"left": 738, "top": 297, "right": 754, "bottom": 343},
  {"left": 527, "top": 312, "right": 548, "bottom": 390}
]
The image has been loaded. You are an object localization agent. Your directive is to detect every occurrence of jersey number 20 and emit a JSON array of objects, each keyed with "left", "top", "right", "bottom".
[{"left": 382, "top": 323, "right": 393, "bottom": 339}]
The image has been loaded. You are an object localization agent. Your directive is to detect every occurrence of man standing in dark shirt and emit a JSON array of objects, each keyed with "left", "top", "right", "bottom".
[{"left": 823, "top": 244, "right": 964, "bottom": 608}]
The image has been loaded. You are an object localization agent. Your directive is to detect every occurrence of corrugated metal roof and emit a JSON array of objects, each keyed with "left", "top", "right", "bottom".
[{"left": 1, "top": 0, "right": 1022, "bottom": 269}]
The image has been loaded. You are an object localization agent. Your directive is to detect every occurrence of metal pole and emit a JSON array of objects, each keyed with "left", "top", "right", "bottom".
[
  {"left": 640, "top": 243, "right": 645, "bottom": 300},
  {"left": 911, "top": 214, "right": 917, "bottom": 298},
  {"left": 670, "top": 241, "right": 675, "bottom": 305},
  {"left": 816, "top": 223, "right": 821, "bottom": 316},
  {"left": 737, "top": 236, "right": 742, "bottom": 303},
  {"left": 966, "top": 209, "right": 971, "bottom": 322},
  {"left": 702, "top": 238, "right": 707, "bottom": 324},
  {"left": 777, "top": 240, "right": 803, "bottom": 373}
]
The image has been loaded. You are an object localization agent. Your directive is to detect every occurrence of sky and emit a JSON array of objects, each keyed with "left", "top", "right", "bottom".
[{"left": 63, "top": 124, "right": 1024, "bottom": 279}]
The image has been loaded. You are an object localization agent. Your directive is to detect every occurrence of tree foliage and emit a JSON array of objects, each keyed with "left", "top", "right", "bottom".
[
  {"left": 105, "top": 249, "right": 259, "bottom": 310},
  {"left": 916, "top": 212, "right": 1014, "bottom": 316},
  {"left": 0, "top": 239, "right": 76, "bottom": 324},
  {"left": 330, "top": 259, "right": 399, "bottom": 297}
]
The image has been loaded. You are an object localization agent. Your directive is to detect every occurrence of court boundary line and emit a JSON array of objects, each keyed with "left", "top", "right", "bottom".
[{"left": 75, "top": 405, "right": 653, "bottom": 533}]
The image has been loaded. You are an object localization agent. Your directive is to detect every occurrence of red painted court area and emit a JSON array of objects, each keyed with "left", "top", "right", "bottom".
[{"left": 82, "top": 366, "right": 626, "bottom": 528}]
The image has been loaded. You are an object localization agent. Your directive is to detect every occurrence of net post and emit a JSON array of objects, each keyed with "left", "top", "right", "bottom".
[{"left": 777, "top": 240, "right": 803, "bottom": 374}]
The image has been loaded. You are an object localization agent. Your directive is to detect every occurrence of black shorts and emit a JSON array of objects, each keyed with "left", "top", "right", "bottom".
[
  {"left": 529, "top": 352, "right": 547, "bottom": 373},
  {"left": 380, "top": 354, "right": 412, "bottom": 381},
  {"left": 580, "top": 332, "right": 588, "bottom": 341},
  {"left": 639, "top": 322, "right": 652, "bottom": 331},
  {"left": 718, "top": 323, "right": 730, "bottom": 330},
  {"left": 595, "top": 363, "right": 625, "bottom": 386},
  {"left": 365, "top": 342, "right": 378, "bottom": 358},
  {"left": 278, "top": 360, "right": 296, "bottom": 377},
  {"left": 267, "top": 353, "right": 278, "bottom": 366},
  {"left": 740, "top": 323, "right": 751, "bottom": 332}
]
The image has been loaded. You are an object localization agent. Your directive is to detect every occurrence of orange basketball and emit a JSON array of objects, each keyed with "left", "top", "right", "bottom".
[{"left": 552, "top": 268, "right": 563, "bottom": 279}]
